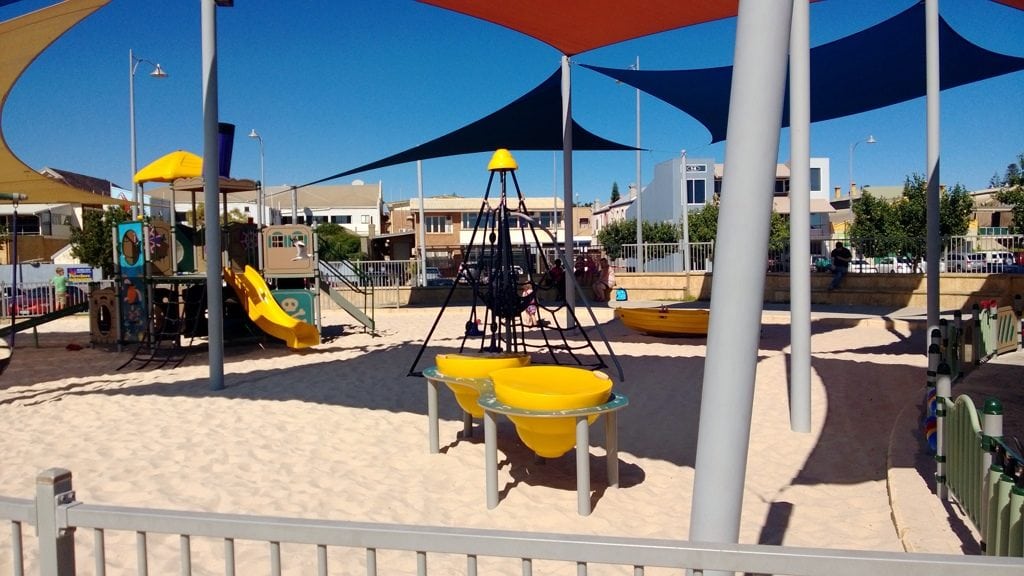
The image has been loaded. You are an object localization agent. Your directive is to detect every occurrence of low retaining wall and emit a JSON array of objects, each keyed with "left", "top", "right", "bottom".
[{"left": 319, "top": 273, "right": 1024, "bottom": 312}]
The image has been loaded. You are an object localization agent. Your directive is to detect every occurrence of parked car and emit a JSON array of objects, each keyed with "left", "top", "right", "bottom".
[
  {"left": 980, "top": 251, "right": 1014, "bottom": 273},
  {"left": 425, "top": 267, "right": 454, "bottom": 287},
  {"left": 848, "top": 259, "right": 877, "bottom": 273},
  {"left": 875, "top": 257, "right": 912, "bottom": 274},
  {"left": 7, "top": 285, "right": 86, "bottom": 316},
  {"left": 944, "top": 252, "right": 987, "bottom": 273}
]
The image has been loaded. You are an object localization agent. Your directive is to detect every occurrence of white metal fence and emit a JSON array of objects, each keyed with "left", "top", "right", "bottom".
[
  {"left": 1, "top": 281, "right": 105, "bottom": 319},
  {"left": 3, "top": 468, "right": 1021, "bottom": 576}
]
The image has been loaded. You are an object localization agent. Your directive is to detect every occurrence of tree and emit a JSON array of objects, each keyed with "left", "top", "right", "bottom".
[
  {"left": 596, "top": 218, "right": 677, "bottom": 259},
  {"left": 315, "top": 222, "right": 365, "bottom": 261},
  {"left": 681, "top": 198, "right": 788, "bottom": 250},
  {"left": 849, "top": 173, "right": 973, "bottom": 260},
  {"left": 69, "top": 206, "right": 131, "bottom": 277},
  {"left": 993, "top": 152, "right": 1024, "bottom": 233},
  {"left": 185, "top": 204, "right": 250, "bottom": 227},
  {"left": 610, "top": 182, "right": 621, "bottom": 203}
]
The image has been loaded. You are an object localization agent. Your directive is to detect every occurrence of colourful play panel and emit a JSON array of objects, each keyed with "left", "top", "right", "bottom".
[
  {"left": 488, "top": 366, "right": 613, "bottom": 458},
  {"left": 434, "top": 353, "right": 531, "bottom": 417}
]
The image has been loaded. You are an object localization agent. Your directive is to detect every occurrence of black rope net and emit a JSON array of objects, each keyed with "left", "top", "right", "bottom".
[{"left": 409, "top": 163, "right": 621, "bottom": 378}]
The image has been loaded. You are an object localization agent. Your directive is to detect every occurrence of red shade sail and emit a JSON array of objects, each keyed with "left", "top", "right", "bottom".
[{"left": 418, "top": 0, "right": 741, "bottom": 55}]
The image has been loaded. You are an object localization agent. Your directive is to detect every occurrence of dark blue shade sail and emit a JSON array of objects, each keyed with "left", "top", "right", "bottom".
[
  {"left": 302, "top": 70, "right": 635, "bottom": 187},
  {"left": 584, "top": 2, "right": 1024, "bottom": 143}
]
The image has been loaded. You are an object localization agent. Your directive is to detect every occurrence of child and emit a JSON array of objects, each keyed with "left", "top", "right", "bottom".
[{"left": 522, "top": 285, "right": 538, "bottom": 327}]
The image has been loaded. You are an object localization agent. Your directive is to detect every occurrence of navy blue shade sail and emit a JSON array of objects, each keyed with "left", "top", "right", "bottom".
[
  {"left": 301, "top": 70, "right": 636, "bottom": 187},
  {"left": 584, "top": 2, "right": 1024, "bottom": 143}
]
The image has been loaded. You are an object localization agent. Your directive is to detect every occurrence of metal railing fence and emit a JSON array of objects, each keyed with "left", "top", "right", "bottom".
[
  {"left": 1, "top": 280, "right": 110, "bottom": 319},
  {"left": 3, "top": 468, "right": 1022, "bottom": 576}
]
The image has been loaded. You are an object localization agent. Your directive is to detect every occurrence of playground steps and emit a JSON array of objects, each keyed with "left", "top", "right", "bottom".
[{"left": 318, "top": 260, "right": 375, "bottom": 332}]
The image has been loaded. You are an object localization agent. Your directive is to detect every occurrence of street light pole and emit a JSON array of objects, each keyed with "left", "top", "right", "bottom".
[
  {"left": 633, "top": 57, "right": 644, "bottom": 274},
  {"left": 248, "top": 129, "right": 264, "bottom": 226},
  {"left": 848, "top": 134, "right": 877, "bottom": 196},
  {"left": 129, "top": 49, "right": 167, "bottom": 219}
]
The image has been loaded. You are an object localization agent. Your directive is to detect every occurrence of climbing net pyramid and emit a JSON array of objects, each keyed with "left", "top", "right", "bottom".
[{"left": 409, "top": 150, "right": 621, "bottom": 378}]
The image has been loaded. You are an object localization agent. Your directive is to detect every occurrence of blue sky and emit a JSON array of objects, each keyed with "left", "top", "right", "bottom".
[{"left": 2, "top": 0, "right": 1022, "bottom": 207}]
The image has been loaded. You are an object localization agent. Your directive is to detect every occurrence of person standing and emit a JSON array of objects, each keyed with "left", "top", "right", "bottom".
[
  {"left": 828, "top": 242, "right": 852, "bottom": 291},
  {"left": 547, "top": 258, "right": 566, "bottom": 301},
  {"left": 51, "top": 267, "right": 68, "bottom": 310}
]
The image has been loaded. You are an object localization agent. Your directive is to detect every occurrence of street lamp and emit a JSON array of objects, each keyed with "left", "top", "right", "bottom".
[
  {"left": 848, "top": 134, "right": 877, "bottom": 196},
  {"left": 129, "top": 49, "right": 167, "bottom": 219},
  {"left": 248, "top": 129, "right": 264, "bottom": 226}
]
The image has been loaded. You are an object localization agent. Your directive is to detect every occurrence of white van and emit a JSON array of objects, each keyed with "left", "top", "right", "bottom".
[{"left": 980, "top": 251, "right": 1014, "bottom": 272}]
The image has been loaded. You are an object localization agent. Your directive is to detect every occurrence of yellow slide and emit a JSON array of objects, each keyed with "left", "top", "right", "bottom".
[{"left": 223, "top": 265, "right": 320, "bottom": 349}]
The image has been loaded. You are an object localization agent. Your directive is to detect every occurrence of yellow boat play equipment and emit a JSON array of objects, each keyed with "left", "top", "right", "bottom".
[
  {"left": 487, "top": 366, "right": 613, "bottom": 458},
  {"left": 433, "top": 353, "right": 531, "bottom": 417},
  {"left": 616, "top": 306, "right": 710, "bottom": 337}
]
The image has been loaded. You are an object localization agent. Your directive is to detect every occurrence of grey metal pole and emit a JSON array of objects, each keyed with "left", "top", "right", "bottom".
[
  {"left": 129, "top": 48, "right": 139, "bottom": 220},
  {"left": 560, "top": 55, "right": 576, "bottom": 328},
  {"left": 680, "top": 150, "right": 691, "bottom": 277},
  {"left": 634, "top": 56, "right": 644, "bottom": 274},
  {"left": 292, "top": 186, "right": 298, "bottom": 223},
  {"left": 788, "top": 0, "right": 812, "bottom": 433},
  {"left": 202, "top": 0, "right": 225, "bottom": 390},
  {"left": 690, "top": 0, "right": 793, "bottom": 558},
  {"left": 926, "top": 0, "right": 941, "bottom": 340},
  {"left": 417, "top": 160, "right": 427, "bottom": 286}
]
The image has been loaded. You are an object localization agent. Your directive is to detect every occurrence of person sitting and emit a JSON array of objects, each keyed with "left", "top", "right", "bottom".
[
  {"left": 827, "top": 241, "right": 852, "bottom": 291},
  {"left": 592, "top": 258, "right": 615, "bottom": 302}
]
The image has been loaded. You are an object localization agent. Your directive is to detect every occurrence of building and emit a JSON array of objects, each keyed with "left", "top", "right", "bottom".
[
  {"left": 628, "top": 156, "right": 834, "bottom": 248},
  {"left": 384, "top": 195, "right": 591, "bottom": 276},
  {"left": 0, "top": 167, "right": 120, "bottom": 264},
  {"left": 592, "top": 185, "right": 636, "bottom": 237}
]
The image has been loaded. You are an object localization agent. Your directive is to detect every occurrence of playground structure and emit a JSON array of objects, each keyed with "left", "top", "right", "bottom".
[
  {"left": 409, "top": 149, "right": 621, "bottom": 379},
  {"left": 84, "top": 146, "right": 377, "bottom": 365}
]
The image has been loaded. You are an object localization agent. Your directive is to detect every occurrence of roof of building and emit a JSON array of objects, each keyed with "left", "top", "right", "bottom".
[
  {"left": 771, "top": 197, "right": 836, "bottom": 214},
  {"left": 40, "top": 167, "right": 117, "bottom": 195},
  {"left": 393, "top": 196, "right": 565, "bottom": 212}
]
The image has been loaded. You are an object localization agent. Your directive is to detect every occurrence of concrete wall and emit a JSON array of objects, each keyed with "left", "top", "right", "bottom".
[{"left": 319, "top": 272, "right": 1024, "bottom": 313}]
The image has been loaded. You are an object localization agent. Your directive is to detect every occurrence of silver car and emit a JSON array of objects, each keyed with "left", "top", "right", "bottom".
[{"left": 944, "top": 253, "right": 987, "bottom": 273}]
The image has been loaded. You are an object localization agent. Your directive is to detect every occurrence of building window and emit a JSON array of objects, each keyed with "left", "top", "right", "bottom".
[
  {"left": 686, "top": 179, "right": 706, "bottom": 205},
  {"left": 578, "top": 217, "right": 590, "bottom": 229},
  {"left": 979, "top": 227, "right": 1009, "bottom": 236},
  {"left": 462, "top": 211, "right": 485, "bottom": 228},
  {"left": 426, "top": 215, "right": 452, "bottom": 233},
  {"left": 810, "top": 167, "right": 822, "bottom": 193},
  {"left": 538, "top": 211, "right": 560, "bottom": 229},
  {"left": 331, "top": 215, "right": 352, "bottom": 224},
  {"left": 774, "top": 179, "right": 789, "bottom": 194},
  {"left": 361, "top": 214, "right": 371, "bottom": 224}
]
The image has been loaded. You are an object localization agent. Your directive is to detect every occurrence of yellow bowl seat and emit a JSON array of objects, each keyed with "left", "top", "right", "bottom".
[
  {"left": 433, "top": 353, "right": 530, "bottom": 417},
  {"left": 489, "top": 366, "right": 612, "bottom": 458}
]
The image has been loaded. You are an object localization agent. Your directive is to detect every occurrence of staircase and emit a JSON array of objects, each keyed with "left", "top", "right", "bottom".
[{"left": 318, "top": 260, "right": 375, "bottom": 332}]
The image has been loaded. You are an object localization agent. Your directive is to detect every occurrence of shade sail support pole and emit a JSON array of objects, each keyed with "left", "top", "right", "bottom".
[
  {"left": 689, "top": 1, "right": 793, "bottom": 569},
  {"left": 202, "top": 0, "right": 225, "bottom": 391},
  {"left": 789, "top": 0, "right": 812, "bottom": 433},
  {"left": 926, "top": 0, "right": 941, "bottom": 343},
  {"left": 560, "top": 55, "right": 575, "bottom": 329}
]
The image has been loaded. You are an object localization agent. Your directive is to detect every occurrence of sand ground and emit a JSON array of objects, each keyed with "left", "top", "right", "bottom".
[{"left": 0, "top": 304, "right": 963, "bottom": 574}]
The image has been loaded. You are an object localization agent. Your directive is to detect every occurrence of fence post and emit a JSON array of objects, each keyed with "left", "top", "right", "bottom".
[
  {"left": 927, "top": 341, "right": 940, "bottom": 389},
  {"left": 36, "top": 468, "right": 77, "bottom": 576},
  {"left": 981, "top": 399, "right": 1004, "bottom": 555},
  {"left": 952, "top": 310, "right": 963, "bottom": 378},
  {"left": 1014, "top": 294, "right": 1023, "bottom": 349},
  {"left": 935, "top": 363, "right": 951, "bottom": 500},
  {"left": 1009, "top": 459, "right": 1024, "bottom": 557},
  {"left": 973, "top": 304, "right": 982, "bottom": 365}
]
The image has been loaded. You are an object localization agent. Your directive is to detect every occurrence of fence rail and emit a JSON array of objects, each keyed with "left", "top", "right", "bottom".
[{"left": 3, "top": 468, "right": 1023, "bottom": 576}]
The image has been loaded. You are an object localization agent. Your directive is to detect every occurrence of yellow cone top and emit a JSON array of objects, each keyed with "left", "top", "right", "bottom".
[{"left": 487, "top": 148, "right": 518, "bottom": 172}]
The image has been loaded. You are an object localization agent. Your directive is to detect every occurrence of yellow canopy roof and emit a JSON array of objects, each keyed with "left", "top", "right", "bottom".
[
  {"left": 134, "top": 150, "right": 203, "bottom": 183},
  {"left": 0, "top": 0, "right": 120, "bottom": 205}
]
